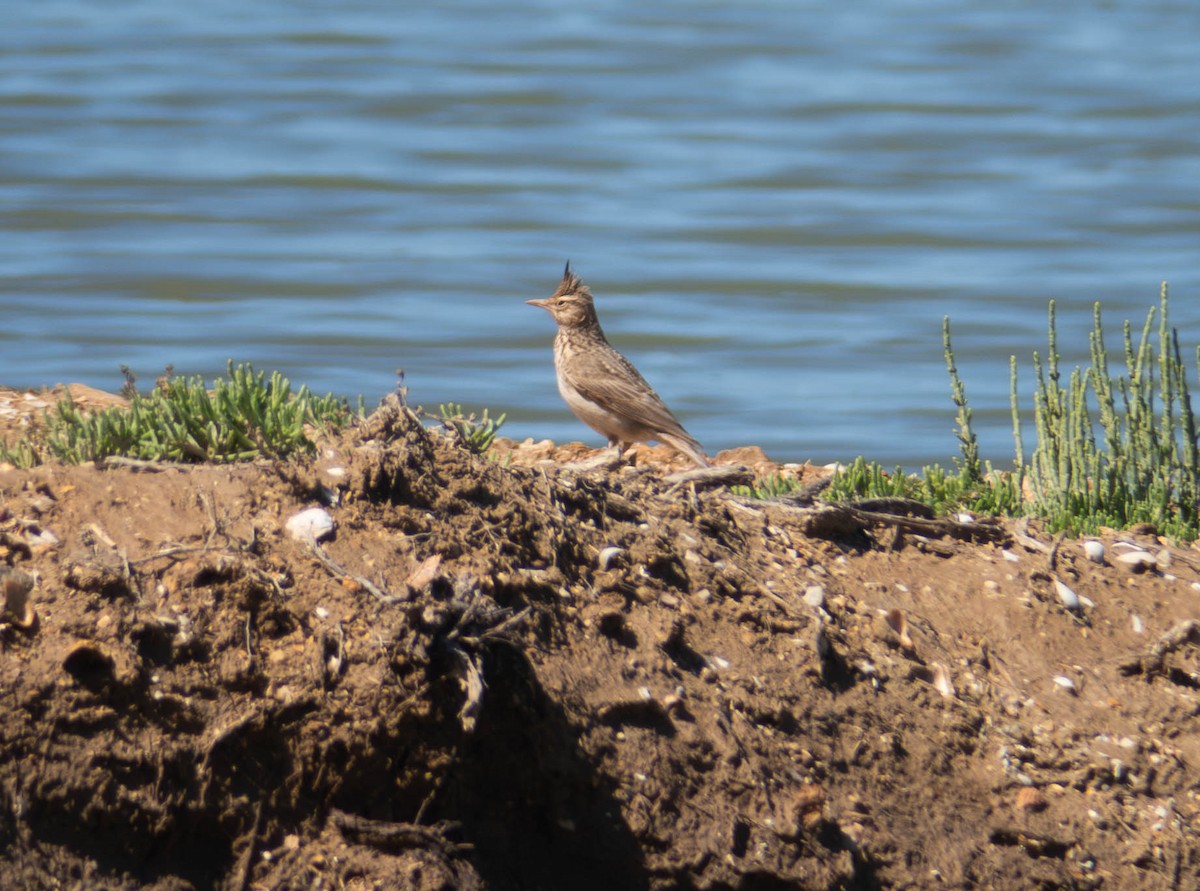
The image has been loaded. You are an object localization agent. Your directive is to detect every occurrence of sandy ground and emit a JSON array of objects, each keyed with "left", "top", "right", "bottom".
[{"left": 2, "top": 389, "right": 1200, "bottom": 889}]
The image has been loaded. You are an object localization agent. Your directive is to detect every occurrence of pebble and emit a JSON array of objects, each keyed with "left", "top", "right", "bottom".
[
  {"left": 803, "top": 585, "right": 825, "bottom": 608},
  {"left": 25, "top": 527, "right": 60, "bottom": 549},
  {"left": 1053, "top": 577, "right": 1081, "bottom": 611},
  {"left": 1082, "top": 540, "right": 1106, "bottom": 563},
  {"left": 1053, "top": 675, "right": 1078, "bottom": 695},
  {"left": 1015, "top": 787, "right": 1047, "bottom": 812},
  {"left": 1115, "top": 550, "right": 1156, "bottom": 572},
  {"left": 1, "top": 568, "right": 37, "bottom": 629},
  {"left": 285, "top": 507, "right": 335, "bottom": 543}
]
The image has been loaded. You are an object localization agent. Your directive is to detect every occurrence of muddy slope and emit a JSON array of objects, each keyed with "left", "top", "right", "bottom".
[{"left": 2, "top": 394, "right": 1200, "bottom": 890}]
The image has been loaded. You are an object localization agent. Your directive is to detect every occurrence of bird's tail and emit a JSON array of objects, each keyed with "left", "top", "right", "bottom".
[{"left": 661, "top": 432, "right": 710, "bottom": 468}]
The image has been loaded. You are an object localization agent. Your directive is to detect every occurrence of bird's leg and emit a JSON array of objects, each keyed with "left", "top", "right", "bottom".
[{"left": 612, "top": 439, "right": 641, "bottom": 467}]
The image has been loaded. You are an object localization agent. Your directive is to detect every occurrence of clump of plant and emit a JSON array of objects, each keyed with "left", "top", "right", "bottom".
[
  {"left": 1016, "top": 286, "right": 1199, "bottom": 538},
  {"left": 1, "top": 361, "right": 353, "bottom": 466},
  {"left": 738, "top": 285, "right": 1200, "bottom": 540},
  {"left": 434, "top": 402, "right": 506, "bottom": 454}
]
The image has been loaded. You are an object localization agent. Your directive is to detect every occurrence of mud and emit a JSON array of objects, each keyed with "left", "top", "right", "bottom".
[{"left": 2, "top": 392, "right": 1200, "bottom": 890}]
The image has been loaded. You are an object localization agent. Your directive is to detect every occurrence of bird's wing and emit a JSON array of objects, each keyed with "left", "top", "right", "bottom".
[{"left": 562, "top": 344, "right": 693, "bottom": 438}]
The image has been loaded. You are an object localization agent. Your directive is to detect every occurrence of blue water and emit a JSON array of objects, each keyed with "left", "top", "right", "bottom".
[{"left": 2, "top": 2, "right": 1198, "bottom": 466}]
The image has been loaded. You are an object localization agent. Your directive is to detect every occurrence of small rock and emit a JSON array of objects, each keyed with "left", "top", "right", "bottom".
[
  {"left": 286, "top": 507, "right": 335, "bottom": 543},
  {"left": 1, "top": 568, "right": 37, "bottom": 631},
  {"left": 1082, "top": 540, "right": 1105, "bottom": 563},
  {"left": 1015, "top": 787, "right": 1048, "bottom": 813},
  {"left": 25, "top": 527, "right": 60, "bottom": 551},
  {"left": 884, "top": 608, "right": 914, "bottom": 651},
  {"left": 803, "top": 585, "right": 825, "bottom": 608}
]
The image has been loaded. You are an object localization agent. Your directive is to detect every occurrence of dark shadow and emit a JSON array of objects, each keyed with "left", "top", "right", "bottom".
[{"left": 437, "top": 643, "right": 649, "bottom": 891}]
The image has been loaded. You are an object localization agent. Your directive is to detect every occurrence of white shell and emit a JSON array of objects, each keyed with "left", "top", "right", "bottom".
[
  {"left": 1053, "top": 675, "right": 1078, "bottom": 694},
  {"left": 1082, "top": 540, "right": 1105, "bottom": 563},
  {"left": 1118, "top": 552, "right": 1156, "bottom": 571},
  {"left": 1053, "top": 577, "right": 1081, "bottom": 611},
  {"left": 884, "top": 608, "right": 915, "bottom": 650},
  {"left": 597, "top": 546, "right": 625, "bottom": 570},
  {"left": 932, "top": 663, "right": 956, "bottom": 700},
  {"left": 285, "top": 507, "right": 335, "bottom": 543},
  {"left": 1131, "top": 614, "right": 1145, "bottom": 634}
]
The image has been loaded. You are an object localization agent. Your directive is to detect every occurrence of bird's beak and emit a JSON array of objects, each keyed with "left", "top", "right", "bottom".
[{"left": 526, "top": 298, "right": 550, "bottom": 309}]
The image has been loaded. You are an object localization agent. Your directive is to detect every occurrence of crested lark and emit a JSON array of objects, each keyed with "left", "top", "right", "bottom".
[{"left": 527, "top": 263, "right": 710, "bottom": 468}]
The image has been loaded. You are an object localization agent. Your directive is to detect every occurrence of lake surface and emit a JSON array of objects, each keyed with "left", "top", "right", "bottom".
[{"left": 3, "top": 1, "right": 1198, "bottom": 467}]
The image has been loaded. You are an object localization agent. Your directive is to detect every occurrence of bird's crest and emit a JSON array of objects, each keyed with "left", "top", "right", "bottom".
[{"left": 559, "top": 260, "right": 590, "bottom": 299}]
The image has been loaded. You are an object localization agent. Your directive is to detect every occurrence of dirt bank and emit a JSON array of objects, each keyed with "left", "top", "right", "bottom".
[{"left": 2, "top": 393, "right": 1199, "bottom": 889}]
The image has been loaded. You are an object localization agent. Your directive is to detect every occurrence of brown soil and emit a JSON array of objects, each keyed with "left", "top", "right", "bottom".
[{"left": 2, "top": 392, "right": 1200, "bottom": 890}]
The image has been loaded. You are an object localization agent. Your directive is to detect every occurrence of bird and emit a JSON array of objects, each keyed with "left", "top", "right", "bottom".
[{"left": 527, "top": 263, "right": 710, "bottom": 468}]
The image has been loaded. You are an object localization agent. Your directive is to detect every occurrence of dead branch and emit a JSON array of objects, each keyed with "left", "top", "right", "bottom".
[
  {"left": 302, "top": 536, "right": 401, "bottom": 604},
  {"left": 765, "top": 500, "right": 1009, "bottom": 544},
  {"left": 1118, "top": 620, "right": 1200, "bottom": 677},
  {"left": 665, "top": 464, "right": 755, "bottom": 492},
  {"left": 330, "top": 809, "right": 473, "bottom": 857},
  {"left": 1012, "top": 517, "right": 1050, "bottom": 554}
]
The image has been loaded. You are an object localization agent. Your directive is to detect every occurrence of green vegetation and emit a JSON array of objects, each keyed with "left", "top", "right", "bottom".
[
  {"left": 1, "top": 362, "right": 353, "bottom": 467},
  {"left": 433, "top": 402, "right": 506, "bottom": 454},
  {"left": 739, "top": 285, "right": 1200, "bottom": 541}
]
